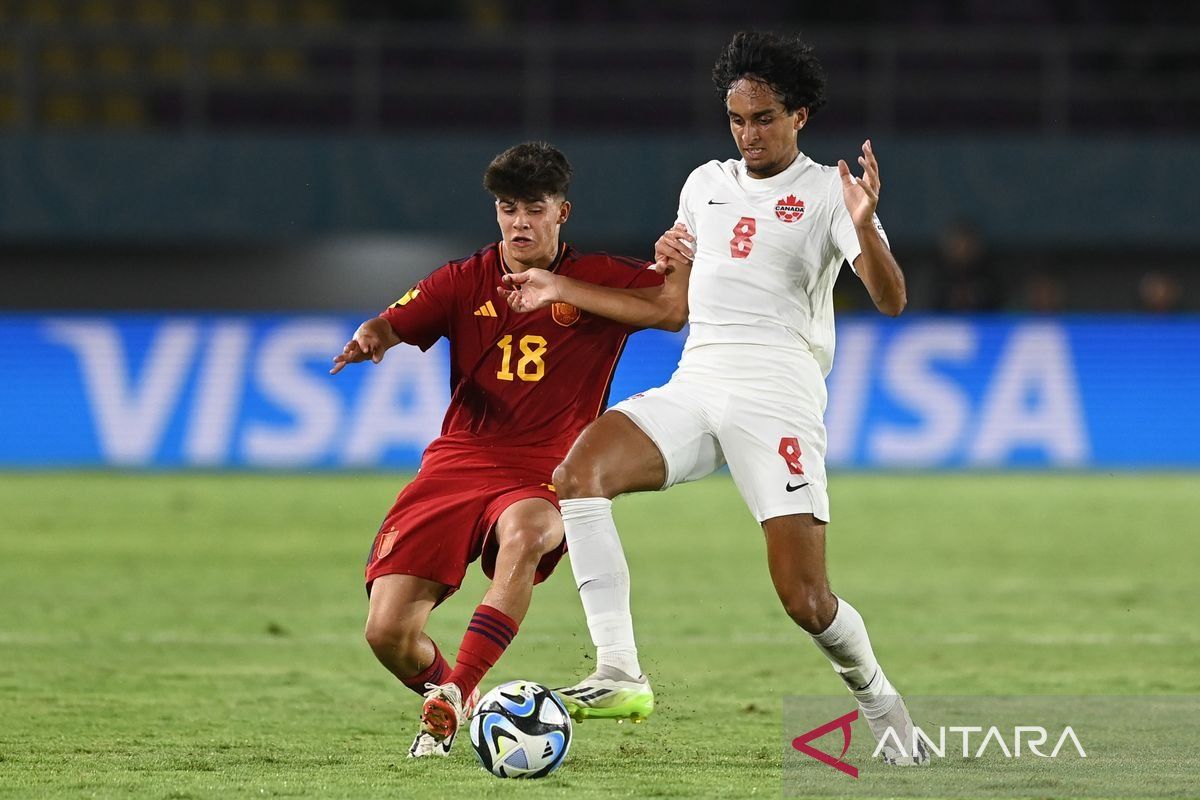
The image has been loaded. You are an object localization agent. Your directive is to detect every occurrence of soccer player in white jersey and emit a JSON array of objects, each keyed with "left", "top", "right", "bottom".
[{"left": 499, "top": 31, "right": 927, "bottom": 764}]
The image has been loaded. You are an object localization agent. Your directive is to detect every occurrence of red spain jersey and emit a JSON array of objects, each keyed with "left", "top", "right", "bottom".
[{"left": 380, "top": 242, "right": 661, "bottom": 474}]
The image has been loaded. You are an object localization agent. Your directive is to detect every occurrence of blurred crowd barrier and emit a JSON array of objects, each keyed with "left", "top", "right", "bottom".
[
  {"left": 0, "top": 134, "right": 1195, "bottom": 250},
  {"left": 2, "top": 313, "right": 1196, "bottom": 470}
]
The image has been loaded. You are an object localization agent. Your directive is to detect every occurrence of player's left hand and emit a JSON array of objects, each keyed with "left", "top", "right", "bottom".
[
  {"left": 497, "top": 268, "right": 560, "bottom": 313},
  {"left": 330, "top": 318, "right": 390, "bottom": 374},
  {"left": 838, "top": 139, "right": 880, "bottom": 228},
  {"left": 653, "top": 223, "right": 695, "bottom": 275}
]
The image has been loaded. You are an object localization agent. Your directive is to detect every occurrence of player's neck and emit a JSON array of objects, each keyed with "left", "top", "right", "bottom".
[
  {"left": 501, "top": 241, "right": 560, "bottom": 273},
  {"left": 746, "top": 149, "right": 801, "bottom": 180}
]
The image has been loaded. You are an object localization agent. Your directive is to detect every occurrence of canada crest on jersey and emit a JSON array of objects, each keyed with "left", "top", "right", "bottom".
[
  {"left": 552, "top": 302, "right": 581, "bottom": 327},
  {"left": 775, "top": 194, "right": 805, "bottom": 223}
]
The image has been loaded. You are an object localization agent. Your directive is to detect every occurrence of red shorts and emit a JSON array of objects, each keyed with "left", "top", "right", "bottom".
[{"left": 364, "top": 465, "right": 564, "bottom": 602}]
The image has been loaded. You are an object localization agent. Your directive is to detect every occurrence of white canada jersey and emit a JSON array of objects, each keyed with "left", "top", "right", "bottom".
[{"left": 676, "top": 154, "right": 886, "bottom": 377}]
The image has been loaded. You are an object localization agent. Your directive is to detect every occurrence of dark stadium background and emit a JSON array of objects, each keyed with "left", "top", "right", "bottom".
[{"left": 0, "top": 1, "right": 1195, "bottom": 314}]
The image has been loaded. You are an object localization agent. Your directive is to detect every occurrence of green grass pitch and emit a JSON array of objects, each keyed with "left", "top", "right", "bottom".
[{"left": 0, "top": 473, "right": 1197, "bottom": 798}]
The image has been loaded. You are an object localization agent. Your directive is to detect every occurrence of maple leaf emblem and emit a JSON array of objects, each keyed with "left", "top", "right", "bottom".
[{"left": 775, "top": 194, "right": 805, "bottom": 223}]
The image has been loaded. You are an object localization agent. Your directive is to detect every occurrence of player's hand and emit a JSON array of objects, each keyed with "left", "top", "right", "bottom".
[
  {"left": 653, "top": 223, "right": 695, "bottom": 275},
  {"left": 497, "top": 269, "right": 560, "bottom": 313},
  {"left": 330, "top": 319, "right": 389, "bottom": 374},
  {"left": 838, "top": 139, "right": 880, "bottom": 228}
]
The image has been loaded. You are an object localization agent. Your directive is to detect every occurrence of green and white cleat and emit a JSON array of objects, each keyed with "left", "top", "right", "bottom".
[{"left": 556, "top": 665, "right": 655, "bottom": 723}]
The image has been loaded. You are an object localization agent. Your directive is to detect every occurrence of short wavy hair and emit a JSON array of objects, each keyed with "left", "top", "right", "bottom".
[
  {"left": 483, "top": 141, "right": 572, "bottom": 202},
  {"left": 712, "top": 31, "right": 827, "bottom": 115}
]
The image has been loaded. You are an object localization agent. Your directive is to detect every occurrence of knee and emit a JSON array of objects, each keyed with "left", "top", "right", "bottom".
[
  {"left": 553, "top": 458, "right": 612, "bottom": 500},
  {"left": 364, "top": 615, "right": 422, "bottom": 660},
  {"left": 781, "top": 585, "right": 837, "bottom": 634},
  {"left": 498, "top": 525, "right": 557, "bottom": 565}
]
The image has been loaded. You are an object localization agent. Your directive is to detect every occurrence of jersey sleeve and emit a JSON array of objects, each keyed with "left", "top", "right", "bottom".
[
  {"left": 378, "top": 264, "right": 455, "bottom": 351},
  {"left": 614, "top": 257, "right": 663, "bottom": 290},
  {"left": 626, "top": 265, "right": 663, "bottom": 292},
  {"left": 581, "top": 254, "right": 662, "bottom": 290},
  {"left": 674, "top": 167, "right": 702, "bottom": 236},
  {"left": 828, "top": 173, "right": 889, "bottom": 275}
]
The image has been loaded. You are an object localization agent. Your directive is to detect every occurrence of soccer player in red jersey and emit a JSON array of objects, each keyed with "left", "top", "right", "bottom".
[{"left": 329, "top": 142, "right": 677, "bottom": 758}]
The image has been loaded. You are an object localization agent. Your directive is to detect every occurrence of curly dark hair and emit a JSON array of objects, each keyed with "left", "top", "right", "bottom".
[
  {"left": 482, "top": 141, "right": 572, "bottom": 202},
  {"left": 712, "top": 31, "right": 827, "bottom": 115}
]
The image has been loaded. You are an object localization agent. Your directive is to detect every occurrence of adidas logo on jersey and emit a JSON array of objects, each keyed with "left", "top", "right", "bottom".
[{"left": 474, "top": 301, "right": 498, "bottom": 318}]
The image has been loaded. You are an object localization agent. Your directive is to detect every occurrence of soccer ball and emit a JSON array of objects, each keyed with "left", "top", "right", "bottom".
[{"left": 468, "top": 681, "right": 572, "bottom": 779}]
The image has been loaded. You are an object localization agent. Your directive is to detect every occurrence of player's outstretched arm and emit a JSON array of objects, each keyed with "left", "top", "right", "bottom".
[
  {"left": 840, "top": 140, "right": 907, "bottom": 317},
  {"left": 499, "top": 263, "right": 689, "bottom": 331},
  {"left": 329, "top": 316, "right": 402, "bottom": 374},
  {"left": 497, "top": 225, "right": 693, "bottom": 331}
]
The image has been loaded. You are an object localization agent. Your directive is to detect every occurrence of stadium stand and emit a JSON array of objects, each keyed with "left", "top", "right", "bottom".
[
  {"left": 0, "top": 4, "right": 1194, "bottom": 134},
  {"left": 0, "top": 7, "right": 1192, "bottom": 312}
]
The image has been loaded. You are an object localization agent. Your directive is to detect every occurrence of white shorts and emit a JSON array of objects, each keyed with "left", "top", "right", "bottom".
[{"left": 611, "top": 346, "right": 831, "bottom": 523}]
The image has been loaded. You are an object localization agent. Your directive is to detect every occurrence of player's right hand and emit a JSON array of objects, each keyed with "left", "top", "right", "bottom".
[
  {"left": 497, "top": 268, "right": 560, "bottom": 313},
  {"left": 653, "top": 223, "right": 695, "bottom": 275},
  {"left": 330, "top": 321, "right": 387, "bottom": 374}
]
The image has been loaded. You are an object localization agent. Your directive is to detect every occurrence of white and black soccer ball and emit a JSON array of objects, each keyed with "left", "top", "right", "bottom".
[{"left": 468, "top": 680, "right": 572, "bottom": 779}]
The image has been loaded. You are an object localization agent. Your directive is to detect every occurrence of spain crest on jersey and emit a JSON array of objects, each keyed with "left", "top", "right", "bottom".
[
  {"left": 775, "top": 194, "right": 805, "bottom": 223},
  {"left": 375, "top": 530, "right": 399, "bottom": 560},
  {"left": 552, "top": 302, "right": 581, "bottom": 327}
]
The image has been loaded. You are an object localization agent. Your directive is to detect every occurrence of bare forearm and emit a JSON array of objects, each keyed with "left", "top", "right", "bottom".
[
  {"left": 367, "top": 315, "right": 404, "bottom": 350},
  {"left": 853, "top": 225, "right": 907, "bottom": 317},
  {"left": 555, "top": 275, "right": 687, "bottom": 331}
]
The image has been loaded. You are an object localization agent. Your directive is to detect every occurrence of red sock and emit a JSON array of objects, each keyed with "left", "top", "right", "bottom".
[
  {"left": 449, "top": 604, "right": 520, "bottom": 698},
  {"left": 400, "top": 639, "right": 450, "bottom": 696}
]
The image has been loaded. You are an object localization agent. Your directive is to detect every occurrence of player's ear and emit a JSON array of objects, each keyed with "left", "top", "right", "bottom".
[
  {"left": 557, "top": 199, "right": 571, "bottom": 225},
  {"left": 794, "top": 107, "right": 808, "bottom": 132}
]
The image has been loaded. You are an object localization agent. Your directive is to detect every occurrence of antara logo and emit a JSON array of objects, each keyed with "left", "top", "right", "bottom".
[
  {"left": 792, "top": 709, "right": 859, "bottom": 778},
  {"left": 791, "top": 709, "right": 1089, "bottom": 779},
  {"left": 876, "top": 724, "right": 1087, "bottom": 760},
  {"left": 775, "top": 194, "right": 805, "bottom": 223}
]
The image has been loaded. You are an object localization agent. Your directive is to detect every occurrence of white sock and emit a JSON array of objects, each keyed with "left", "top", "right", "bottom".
[
  {"left": 811, "top": 597, "right": 897, "bottom": 718},
  {"left": 560, "top": 497, "right": 642, "bottom": 678}
]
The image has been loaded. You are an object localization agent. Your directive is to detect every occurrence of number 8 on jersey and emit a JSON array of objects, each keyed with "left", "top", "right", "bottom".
[{"left": 730, "top": 216, "right": 757, "bottom": 259}]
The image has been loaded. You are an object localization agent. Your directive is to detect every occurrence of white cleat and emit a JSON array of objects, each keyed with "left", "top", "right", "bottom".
[
  {"left": 408, "top": 730, "right": 453, "bottom": 758},
  {"left": 419, "top": 682, "right": 480, "bottom": 742},
  {"left": 863, "top": 694, "right": 930, "bottom": 766}
]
